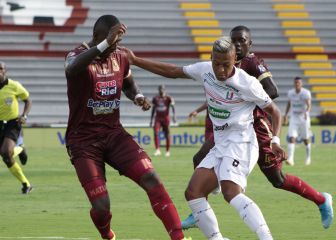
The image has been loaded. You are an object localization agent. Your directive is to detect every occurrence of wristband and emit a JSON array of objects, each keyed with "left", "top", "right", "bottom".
[
  {"left": 271, "top": 136, "right": 280, "bottom": 145},
  {"left": 134, "top": 93, "right": 144, "bottom": 100},
  {"left": 96, "top": 39, "right": 110, "bottom": 53}
]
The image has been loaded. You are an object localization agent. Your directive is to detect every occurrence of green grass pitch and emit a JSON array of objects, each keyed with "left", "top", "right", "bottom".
[{"left": 0, "top": 126, "right": 335, "bottom": 239}]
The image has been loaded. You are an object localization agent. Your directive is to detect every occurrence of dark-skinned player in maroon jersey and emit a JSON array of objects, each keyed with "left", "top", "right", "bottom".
[
  {"left": 181, "top": 25, "right": 333, "bottom": 230},
  {"left": 64, "top": 15, "right": 189, "bottom": 240},
  {"left": 151, "top": 85, "right": 176, "bottom": 157}
]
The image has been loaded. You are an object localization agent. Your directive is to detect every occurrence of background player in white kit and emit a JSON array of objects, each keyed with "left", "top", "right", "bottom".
[
  {"left": 284, "top": 76, "right": 312, "bottom": 166},
  {"left": 122, "top": 37, "right": 287, "bottom": 240}
]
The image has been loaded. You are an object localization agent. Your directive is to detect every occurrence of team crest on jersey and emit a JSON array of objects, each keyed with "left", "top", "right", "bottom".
[
  {"left": 225, "top": 91, "right": 234, "bottom": 100},
  {"left": 258, "top": 64, "right": 267, "bottom": 73},
  {"left": 5, "top": 97, "right": 13, "bottom": 105},
  {"left": 112, "top": 59, "right": 120, "bottom": 71},
  {"left": 95, "top": 80, "right": 117, "bottom": 96}
]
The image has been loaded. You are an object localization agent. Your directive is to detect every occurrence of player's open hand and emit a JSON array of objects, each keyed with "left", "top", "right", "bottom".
[
  {"left": 134, "top": 96, "right": 151, "bottom": 111},
  {"left": 119, "top": 47, "right": 136, "bottom": 64},
  {"left": 106, "top": 23, "right": 127, "bottom": 45},
  {"left": 272, "top": 143, "right": 288, "bottom": 161}
]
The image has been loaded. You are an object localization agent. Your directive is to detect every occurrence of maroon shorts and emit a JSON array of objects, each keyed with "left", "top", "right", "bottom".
[
  {"left": 67, "top": 127, "right": 153, "bottom": 186},
  {"left": 154, "top": 117, "right": 170, "bottom": 134},
  {"left": 254, "top": 116, "right": 282, "bottom": 170}
]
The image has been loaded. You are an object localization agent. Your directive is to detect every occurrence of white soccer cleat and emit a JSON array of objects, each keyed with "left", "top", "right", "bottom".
[
  {"left": 286, "top": 157, "right": 294, "bottom": 166},
  {"left": 305, "top": 157, "right": 311, "bottom": 166},
  {"left": 165, "top": 151, "right": 170, "bottom": 157},
  {"left": 154, "top": 149, "right": 161, "bottom": 156}
]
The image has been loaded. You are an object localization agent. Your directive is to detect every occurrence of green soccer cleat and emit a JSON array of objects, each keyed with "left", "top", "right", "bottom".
[
  {"left": 181, "top": 213, "right": 197, "bottom": 230},
  {"left": 319, "top": 192, "right": 334, "bottom": 229}
]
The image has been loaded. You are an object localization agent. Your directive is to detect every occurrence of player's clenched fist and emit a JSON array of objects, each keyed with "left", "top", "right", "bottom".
[{"left": 134, "top": 96, "right": 151, "bottom": 111}]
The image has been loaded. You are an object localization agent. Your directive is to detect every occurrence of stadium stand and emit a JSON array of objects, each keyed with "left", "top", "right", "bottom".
[{"left": 0, "top": 0, "right": 335, "bottom": 124}]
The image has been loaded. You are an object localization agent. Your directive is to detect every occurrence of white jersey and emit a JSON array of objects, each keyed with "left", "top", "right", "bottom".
[
  {"left": 287, "top": 88, "right": 311, "bottom": 117},
  {"left": 183, "top": 62, "right": 272, "bottom": 155}
]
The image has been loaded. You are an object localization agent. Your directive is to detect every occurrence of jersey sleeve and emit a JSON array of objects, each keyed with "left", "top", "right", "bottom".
[
  {"left": 242, "top": 78, "right": 272, "bottom": 108},
  {"left": 15, "top": 81, "right": 29, "bottom": 100},
  {"left": 183, "top": 62, "right": 204, "bottom": 80},
  {"left": 251, "top": 57, "right": 272, "bottom": 81}
]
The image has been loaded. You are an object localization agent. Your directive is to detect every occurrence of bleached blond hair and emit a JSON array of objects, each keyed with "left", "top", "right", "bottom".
[{"left": 212, "top": 36, "right": 235, "bottom": 53}]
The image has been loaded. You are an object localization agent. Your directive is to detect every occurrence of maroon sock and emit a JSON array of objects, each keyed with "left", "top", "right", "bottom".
[
  {"left": 147, "top": 184, "right": 184, "bottom": 240},
  {"left": 90, "top": 209, "right": 114, "bottom": 239},
  {"left": 281, "top": 174, "right": 325, "bottom": 205}
]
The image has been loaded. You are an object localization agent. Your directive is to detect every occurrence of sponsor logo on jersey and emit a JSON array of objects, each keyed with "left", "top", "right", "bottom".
[
  {"left": 208, "top": 106, "right": 231, "bottom": 119},
  {"left": 87, "top": 98, "right": 120, "bottom": 115},
  {"left": 214, "top": 123, "right": 229, "bottom": 131},
  {"left": 95, "top": 80, "right": 117, "bottom": 96}
]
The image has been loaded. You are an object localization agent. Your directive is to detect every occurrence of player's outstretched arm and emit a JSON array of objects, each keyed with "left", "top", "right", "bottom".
[
  {"left": 121, "top": 47, "right": 190, "bottom": 79},
  {"left": 263, "top": 102, "right": 287, "bottom": 160}
]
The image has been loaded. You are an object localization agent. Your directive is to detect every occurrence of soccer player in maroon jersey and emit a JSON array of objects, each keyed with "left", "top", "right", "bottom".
[
  {"left": 64, "top": 15, "right": 188, "bottom": 240},
  {"left": 151, "top": 85, "right": 176, "bottom": 157},
  {"left": 181, "top": 25, "right": 333, "bottom": 230}
]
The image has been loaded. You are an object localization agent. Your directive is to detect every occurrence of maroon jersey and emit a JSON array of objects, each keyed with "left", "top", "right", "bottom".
[
  {"left": 65, "top": 43, "right": 130, "bottom": 146},
  {"left": 236, "top": 53, "right": 272, "bottom": 120},
  {"left": 152, "top": 95, "right": 174, "bottom": 119}
]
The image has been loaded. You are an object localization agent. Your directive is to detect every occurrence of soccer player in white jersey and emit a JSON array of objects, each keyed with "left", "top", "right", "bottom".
[
  {"left": 122, "top": 37, "right": 287, "bottom": 240},
  {"left": 284, "top": 76, "right": 312, "bottom": 166}
]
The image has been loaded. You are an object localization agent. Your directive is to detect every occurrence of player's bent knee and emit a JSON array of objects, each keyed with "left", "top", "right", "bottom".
[
  {"left": 270, "top": 178, "right": 285, "bottom": 188},
  {"left": 139, "top": 170, "right": 161, "bottom": 191},
  {"left": 184, "top": 185, "right": 204, "bottom": 200}
]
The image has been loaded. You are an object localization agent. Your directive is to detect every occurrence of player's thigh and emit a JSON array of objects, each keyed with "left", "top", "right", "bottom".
[
  {"left": 187, "top": 167, "right": 218, "bottom": 197},
  {"left": 67, "top": 143, "right": 106, "bottom": 186},
  {"left": 288, "top": 119, "right": 299, "bottom": 138},
  {"left": 298, "top": 118, "right": 311, "bottom": 140},
  {"left": 217, "top": 143, "right": 258, "bottom": 190},
  {"left": 161, "top": 119, "right": 170, "bottom": 135},
  {"left": 104, "top": 129, "right": 154, "bottom": 184},
  {"left": 153, "top": 120, "right": 161, "bottom": 133}
]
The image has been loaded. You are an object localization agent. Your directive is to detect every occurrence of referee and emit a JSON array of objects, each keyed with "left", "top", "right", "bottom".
[{"left": 0, "top": 61, "right": 33, "bottom": 194}]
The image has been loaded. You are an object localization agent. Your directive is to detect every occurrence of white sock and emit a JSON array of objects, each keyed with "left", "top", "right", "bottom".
[
  {"left": 287, "top": 143, "right": 295, "bottom": 161},
  {"left": 188, "top": 198, "right": 223, "bottom": 240},
  {"left": 305, "top": 143, "right": 311, "bottom": 159},
  {"left": 230, "top": 193, "right": 273, "bottom": 240}
]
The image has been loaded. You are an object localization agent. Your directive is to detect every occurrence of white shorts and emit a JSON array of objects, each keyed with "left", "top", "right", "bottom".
[
  {"left": 288, "top": 115, "right": 311, "bottom": 140},
  {"left": 197, "top": 141, "right": 258, "bottom": 191}
]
